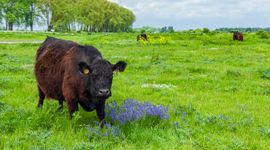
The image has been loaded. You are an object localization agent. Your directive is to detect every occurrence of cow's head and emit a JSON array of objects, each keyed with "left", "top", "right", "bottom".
[
  {"left": 79, "top": 59, "right": 126, "bottom": 99},
  {"left": 233, "top": 31, "right": 238, "bottom": 40}
]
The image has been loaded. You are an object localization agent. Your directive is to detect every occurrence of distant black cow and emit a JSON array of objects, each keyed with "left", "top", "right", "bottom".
[
  {"left": 233, "top": 32, "right": 244, "bottom": 41},
  {"left": 34, "top": 36, "right": 127, "bottom": 126},
  {"left": 137, "top": 34, "right": 148, "bottom": 41}
]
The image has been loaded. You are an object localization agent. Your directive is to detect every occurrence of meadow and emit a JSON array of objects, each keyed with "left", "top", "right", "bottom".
[{"left": 0, "top": 31, "right": 270, "bottom": 149}]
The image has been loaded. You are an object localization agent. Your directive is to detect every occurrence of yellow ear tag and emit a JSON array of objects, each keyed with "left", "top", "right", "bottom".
[{"left": 83, "top": 68, "right": 90, "bottom": 75}]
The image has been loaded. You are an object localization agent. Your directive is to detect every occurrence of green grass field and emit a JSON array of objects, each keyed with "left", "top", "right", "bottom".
[{"left": 0, "top": 31, "right": 270, "bottom": 149}]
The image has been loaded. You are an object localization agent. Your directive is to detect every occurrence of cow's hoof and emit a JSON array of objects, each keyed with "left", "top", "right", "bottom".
[{"left": 99, "top": 119, "right": 106, "bottom": 128}]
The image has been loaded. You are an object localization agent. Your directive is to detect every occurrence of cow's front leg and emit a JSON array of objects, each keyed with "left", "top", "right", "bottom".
[
  {"left": 62, "top": 83, "right": 78, "bottom": 118},
  {"left": 67, "top": 99, "right": 78, "bottom": 118},
  {"left": 96, "top": 99, "right": 106, "bottom": 127}
]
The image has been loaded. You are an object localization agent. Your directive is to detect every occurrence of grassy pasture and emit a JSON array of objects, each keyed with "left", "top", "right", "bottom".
[{"left": 0, "top": 31, "right": 270, "bottom": 149}]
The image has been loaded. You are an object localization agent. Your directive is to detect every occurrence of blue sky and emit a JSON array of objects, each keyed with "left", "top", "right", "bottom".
[{"left": 110, "top": 0, "right": 270, "bottom": 30}]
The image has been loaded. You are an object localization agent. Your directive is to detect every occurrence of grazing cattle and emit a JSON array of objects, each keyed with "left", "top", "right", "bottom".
[
  {"left": 233, "top": 31, "right": 244, "bottom": 41},
  {"left": 137, "top": 34, "right": 148, "bottom": 41},
  {"left": 34, "top": 36, "right": 127, "bottom": 125}
]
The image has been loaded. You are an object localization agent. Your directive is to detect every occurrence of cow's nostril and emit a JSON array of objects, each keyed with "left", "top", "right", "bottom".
[{"left": 98, "top": 89, "right": 110, "bottom": 96}]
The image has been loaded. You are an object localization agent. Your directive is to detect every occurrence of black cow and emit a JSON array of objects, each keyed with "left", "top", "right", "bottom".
[
  {"left": 137, "top": 34, "right": 148, "bottom": 41},
  {"left": 233, "top": 31, "right": 244, "bottom": 41},
  {"left": 34, "top": 36, "right": 127, "bottom": 126}
]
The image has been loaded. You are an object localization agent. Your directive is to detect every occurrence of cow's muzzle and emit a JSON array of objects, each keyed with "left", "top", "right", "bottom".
[{"left": 97, "top": 89, "right": 111, "bottom": 97}]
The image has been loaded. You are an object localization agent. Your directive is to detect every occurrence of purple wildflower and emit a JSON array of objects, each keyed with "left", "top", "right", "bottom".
[
  {"left": 104, "top": 131, "right": 108, "bottom": 137},
  {"left": 106, "top": 99, "right": 169, "bottom": 124},
  {"left": 181, "top": 116, "right": 187, "bottom": 123},
  {"left": 173, "top": 121, "right": 179, "bottom": 128},
  {"left": 96, "top": 129, "right": 100, "bottom": 136},
  {"left": 88, "top": 126, "right": 101, "bottom": 138},
  {"left": 180, "top": 111, "right": 187, "bottom": 123},
  {"left": 87, "top": 122, "right": 122, "bottom": 138},
  {"left": 182, "top": 112, "right": 187, "bottom": 116},
  {"left": 111, "top": 126, "right": 121, "bottom": 137},
  {"left": 219, "top": 114, "right": 224, "bottom": 119},
  {"left": 105, "top": 123, "right": 112, "bottom": 128}
]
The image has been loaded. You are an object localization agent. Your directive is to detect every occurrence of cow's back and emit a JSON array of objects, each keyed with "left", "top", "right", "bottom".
[{"left": 36, "top": 37, "right": 77, "bottom": 62}]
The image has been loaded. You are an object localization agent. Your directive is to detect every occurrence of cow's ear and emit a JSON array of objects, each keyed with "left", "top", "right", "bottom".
[
  {"left": 78, "top": 62, "right": 90, "bottom": 75},
  {"left": 112, "top": 61, "right": 127, "bottom": 72}
]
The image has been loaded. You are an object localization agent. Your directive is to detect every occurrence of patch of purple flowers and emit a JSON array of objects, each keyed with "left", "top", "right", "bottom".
[
  {"left": 88, "top": 122, "right": 122, "bottom": 138},
  {"left": 106, "top": 99, "right": 169, "bottom": 124}
]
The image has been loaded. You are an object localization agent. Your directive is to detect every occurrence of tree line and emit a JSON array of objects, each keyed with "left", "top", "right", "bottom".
[
  {"left": 216, "top": 27, "right": 270, "bottom": 32},
  {"left": 0, "top": 0, "right": 136, "bottom": 32}
]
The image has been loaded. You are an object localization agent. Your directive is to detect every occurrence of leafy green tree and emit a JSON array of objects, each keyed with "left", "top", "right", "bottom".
[
  {"left": 0, "top": 0, "right": 39, "bottom": 31},
  {"left": 49, "top": 0, "right": 76, "bottom": 31},
  {"left": 21, "top": 0, "right": 41, "bottom": 31},
  {"left": 102, "top": 1, "right": 135, "bottom": 32},
  {"left": 36, "top": 0, "right": 53, "bottom": 31},
  {"left": 77, "top": 0, "right": 106, "bottom": 32},
  {"left": 118, "top": 7, "right": 135, "bottom": 32},
  {"left": 168, "top": 26, "right": 174, "bottom": 33},
  {"left": 23, "top": 1, "right": 35, "bottom": 31},
  {"left": 0, "top": 0, "right": 18, "bottom": 30},
  {"left": 102, "top": 1, "right": 119, "bottom": 32},
  {"left": 160, "top": 27, "right": 167, "bottom": 33},
  {"left": 203, "top": 28, "right": 210, "bottom": 33},
  {"left": 0, "top": 0, "right": 136, "bottom": 32}
]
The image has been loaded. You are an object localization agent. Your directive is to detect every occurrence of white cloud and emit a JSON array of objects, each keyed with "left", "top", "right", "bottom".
[{"left": 110, "top": 0, "right": 270, "bottom": 30}]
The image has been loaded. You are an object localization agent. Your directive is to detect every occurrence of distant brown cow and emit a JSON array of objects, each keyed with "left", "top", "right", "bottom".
[
  {"left": 34, "top": 36, "right": 127, "bottom": 125},
  {"left": 233, "top": 32, "right": 243, "bottom": 41},
  {"left": 137, "top": 34, "right": 148, "bottom": 41}
]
